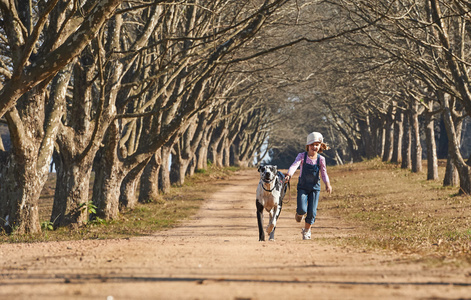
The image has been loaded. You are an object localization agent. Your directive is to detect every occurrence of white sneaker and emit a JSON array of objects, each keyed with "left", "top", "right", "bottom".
[{"left": 302, "top": 228, "right": 311, "bottom": 240}]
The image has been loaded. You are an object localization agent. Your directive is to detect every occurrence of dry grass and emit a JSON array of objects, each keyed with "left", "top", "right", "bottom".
[
  {"left": 323, "top": 158, "right": 471, "bottom": 265},
  {"left": 3, "top": 158, "right": 471, "bottom": 268},
  {"left": 1, "top": 166, "right": 240, "bottom": 243}
]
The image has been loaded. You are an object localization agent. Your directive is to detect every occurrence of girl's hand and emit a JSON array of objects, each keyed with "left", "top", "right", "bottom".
[
  {"left": 326, "top": 183, "right": 332, "bottom": 194},
  {"left": 284, "top": 174, "right": 291, "bottom": 182}
]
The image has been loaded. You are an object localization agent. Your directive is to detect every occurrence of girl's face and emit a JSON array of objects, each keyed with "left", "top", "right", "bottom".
[{"left": 308, "top": 142, "right": 321, "bottom": 153}]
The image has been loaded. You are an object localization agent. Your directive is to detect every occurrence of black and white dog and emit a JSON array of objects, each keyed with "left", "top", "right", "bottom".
[{"left": 256, "top": 165, "right": 288, "bottom": 241}]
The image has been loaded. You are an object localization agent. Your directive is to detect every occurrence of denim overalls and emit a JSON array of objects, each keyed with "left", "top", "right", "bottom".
[{"left": 296, "top": 152, "right": 321, "bottom": 225}]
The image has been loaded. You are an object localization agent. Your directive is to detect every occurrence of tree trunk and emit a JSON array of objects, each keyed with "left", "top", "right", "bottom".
[
  {"left": 196, "top": 144, "right": 208, "bottom": 170},
  {"left": 231, "top": 137, "right": 243, "bottom": 167},
  {"left": 168, "top": 142, "right": 191, "bottom": 186},
  {"left": 443, "top": 154, "right": 460, "bottom": 186},
  {"left": 160, "top": 145, "right": 172, "bottom": 193},
  {"left": 373, "top": 116, "right": 384, "bottom": 158},
  {"left": 378, "top": 127, "right": 385, "bottom": 159},
  {"left": 50, "top": 54, "right": 117, "bottom": 228},
  {"left": 223, "top": 138, "right": 231, "bottom": 167},
  {"left": 237, "top": 159, "right": 250, "bottom": 168},
  {"left": 334, "top": 149, "right": 344, "bottom": 165},
  {"left": 437, "top": 117, "right": 448, "bottom": 159},
  {"left": 236, "top": 127, "right": 268, "bottom": 167},
  {"left": 92, "top": 121, "right": 123, "bottom": 220},
  {"left": 425, "top": 111, "right": 438, "bottom": 180},
  {"left": 440, "top": 93, "right": 471, "bottom": 193},
  {"left": 170, "top": 144, "right": 183, "bottom": 185},
  {"left": 173, "top": 159, "right": 191, "bottom": 186},
  {"left": 0, "top": 77, "right": 65, "bottom": 234},
  {"left": 358, "top": 116, "right": 376, "bottom": 159},
  {"left": 209, "top": 125, "right": 225, "bottom": 166},
  {"left": 187, "top": 158, "right": 196, "bottom": 177},
  {"left": 442, "top": 106, "right": 463, "bottom": 187},
  {"left": 196, "top": 126, "right": 212, "bottom": 170},
  {"left": 410, "top": 101, "right": 423, "bottom": 173},
  {"left": 0, "top": 153, "right": 42, "bottom": 234},
  {"left": 92, "top": 161, "right": 124, "bottom": 220},
  {"left": 214, "top": 129, "right": 227, "bottom": 167},
  {"left": 382, "top": 103, "right": 395, "bottom": 162},
  {"left": 369, "top": 116, "right": 383, "bottom": 158},
  {"left": 139, "top": 151, "right": 162, "bottom": 203},
  {"left": 120, "top": 159, "right": 150, "bottom": 209},
  {"left": 391, "top": 110, "right": 403, "bottom": 163},
  {"left": 172, "top": 114, "right": 206, "bottom": 184},
  {"left": 401, "top": 111, "right": 412, "bottom": 169},
  {"left": 50, "top": 153, "right": 93, "bottom": 227}
]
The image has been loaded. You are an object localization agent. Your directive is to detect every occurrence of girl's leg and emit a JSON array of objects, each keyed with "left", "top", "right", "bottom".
[
  {"left": 304, "top": 190, "right": 320, "bottom": 230},
  {"left": 296, "top": 189, "right": 308, "bottom": 216}
]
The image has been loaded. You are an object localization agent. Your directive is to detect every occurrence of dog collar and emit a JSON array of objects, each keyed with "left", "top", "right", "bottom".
[{"left": 261, "top": 178, "right": 277, "bottom": 192}]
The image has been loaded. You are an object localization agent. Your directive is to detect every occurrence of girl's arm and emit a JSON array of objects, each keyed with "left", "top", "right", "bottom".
[
  {"left": 325, "top": 182, "right": 332, "bottom": 194},
  {"left": 320, "top": 156, "right": 332, "bottom": 194},
  {"left": 285, "top": 152, "right": 303, "bottom": 180}
]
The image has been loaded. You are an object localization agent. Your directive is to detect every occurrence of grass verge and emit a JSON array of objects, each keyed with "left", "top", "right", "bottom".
[
  {"left": 323, "top": 158, "right": 471, "bottom": 266},
  {"left": 1, "top": 166, "right": 240, "bottom": 244}
]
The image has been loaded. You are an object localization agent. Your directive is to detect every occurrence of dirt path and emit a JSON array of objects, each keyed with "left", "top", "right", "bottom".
[{"left": 1, "top": 169, "right": 470, "bottom": 299}]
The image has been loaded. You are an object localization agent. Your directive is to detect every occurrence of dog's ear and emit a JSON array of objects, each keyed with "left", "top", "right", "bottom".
[{"left": 258, "top": 165, "right": 263, "bottom": 172}]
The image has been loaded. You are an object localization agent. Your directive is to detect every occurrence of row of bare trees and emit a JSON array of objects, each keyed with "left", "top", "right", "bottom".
[
  {"left": 0, "top": 0, "right": 299, "bottom": 234},
  {"left": 266, "top": 1, "right": 471, "bottom": 195},
  {"left": 5, "top": 0, "right": 470, "bottom": 234},
  {"left": 335, "top": 0, "right": 471, "bottom": 194}
]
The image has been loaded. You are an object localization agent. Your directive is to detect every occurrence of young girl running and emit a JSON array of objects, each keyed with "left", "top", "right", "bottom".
[{"left": 285, "top": 132, "right": 332, "bottom": 240}]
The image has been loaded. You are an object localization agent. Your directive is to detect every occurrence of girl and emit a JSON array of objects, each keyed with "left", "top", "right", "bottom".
[{"left": 285, "top": 132, "right": 332, "bottom": 240}]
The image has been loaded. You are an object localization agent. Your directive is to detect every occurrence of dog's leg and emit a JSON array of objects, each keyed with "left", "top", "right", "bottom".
[
  {"left": 267, "top": 209, "right": 275, "bottom": 237},
  {"left": 269, "top": 209, "right": 276, "bottom": 241},
  {"left": 256, "top": 200, "right": 265, "bottom": 241},
  {"left": 269, "top": 201, "right": 283, "bottom": 241},
  {"left": 276, "top": 198, "right": 283, "bottom": 221}
]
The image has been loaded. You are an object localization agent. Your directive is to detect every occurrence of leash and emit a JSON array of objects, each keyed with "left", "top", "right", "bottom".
[
  {"left": 282, "top": 178, "right": 291, "bottom": 204},
  {"left": 260, "top": 175, "right": 291, "bottom": 204}
]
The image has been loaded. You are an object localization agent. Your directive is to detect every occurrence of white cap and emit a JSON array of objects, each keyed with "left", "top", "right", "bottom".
[{"left": 306, "top": 132, "right": 323, "bottom": 145}]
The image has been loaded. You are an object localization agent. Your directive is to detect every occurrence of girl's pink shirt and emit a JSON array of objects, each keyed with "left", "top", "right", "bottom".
[{"left": 287, "top": 152, "right": 330, "bottom": 184}]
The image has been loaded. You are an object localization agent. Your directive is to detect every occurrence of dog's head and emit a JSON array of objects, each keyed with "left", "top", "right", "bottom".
[{"left": 258, "top": 165, "right": 278, "bottom": 183}]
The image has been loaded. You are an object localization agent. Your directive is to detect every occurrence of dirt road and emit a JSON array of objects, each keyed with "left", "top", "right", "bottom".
[{"left": 1, "top": 169, "right": 470, "bottom": 299}]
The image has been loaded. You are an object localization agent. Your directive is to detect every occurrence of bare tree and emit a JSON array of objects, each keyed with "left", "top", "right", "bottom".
[
  {"left": 0, "top": 0, "right": 296, "bottom": 232},
  {"left": 0, "top": 0, "right": 124, "bottom": 118},
  {"left": 91, "top": 0, "right": 292, "bottom": 220},
  {"left": 0, "top": 0, "right": 125, "bottom": 233}
]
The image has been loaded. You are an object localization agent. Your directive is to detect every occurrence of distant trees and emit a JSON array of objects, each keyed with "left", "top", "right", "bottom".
[
  {"left": 268, "top": 1, "right": 471, "bottom": 194},
  {"left": 330, "top": 0, "right": 471, "bottom": 193}
]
